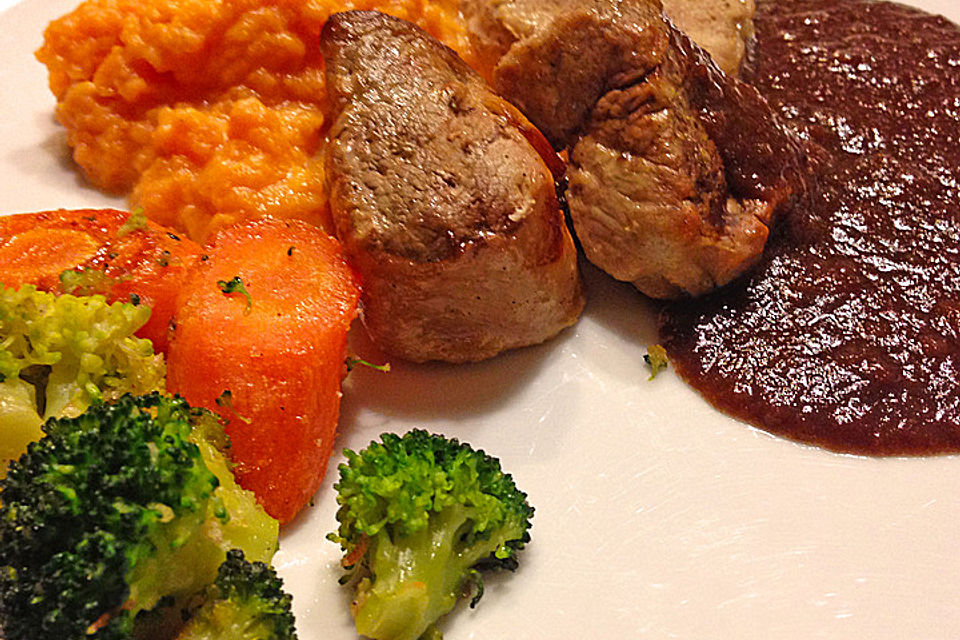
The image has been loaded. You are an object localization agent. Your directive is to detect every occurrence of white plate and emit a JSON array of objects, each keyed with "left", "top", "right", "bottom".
[{"left": 3, "top": 0, "right": 960, "bottom": 637}]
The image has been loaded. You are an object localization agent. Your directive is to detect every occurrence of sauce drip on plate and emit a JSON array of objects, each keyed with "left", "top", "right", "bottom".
[{"left": 660, "top": 0, "right": 960, "bottom": 454}]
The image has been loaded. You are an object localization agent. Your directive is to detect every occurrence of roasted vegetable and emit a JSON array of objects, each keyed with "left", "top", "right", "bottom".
[
  {"left": 0, "top": 393, "right": 279, "bottom": 640},
  {"left": 0, "top": 284, "right": 164, "bottom": 472},
  {"left": 167, "top": 218, "right": 360, "bottom": 523},
  {"left": 176, "top": 549, "right": 297, "bottom": 640},
  {"left": 330, "top": 430, "right": 533, "bottom": 640},
  {"left": 0, "top": 208, "right": 202, "bottom": 352}
]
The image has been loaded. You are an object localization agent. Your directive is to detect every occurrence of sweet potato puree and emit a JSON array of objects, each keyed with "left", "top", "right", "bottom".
[{"left": 37, "top": 0, "right": 477, "bottom": 242}]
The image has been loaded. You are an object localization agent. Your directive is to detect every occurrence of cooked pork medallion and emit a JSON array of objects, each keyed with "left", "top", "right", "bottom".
[
  {"left": 489, "top": 0, "right": 667, "bottom": 149},
  {"left": 461, "top": 0, "right": 754, "bottom": 85},
  {"left": 462, "top": 0, "right": 803, "bottom": 298},
  {"left": 568, "top": 25, "right": 806, "bottom": 298},
  {"left": 322, "top": 10, "right": 583, "bottom": 363}
]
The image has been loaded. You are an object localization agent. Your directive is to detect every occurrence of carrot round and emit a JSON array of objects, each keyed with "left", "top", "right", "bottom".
[
  {"left": 0, "top": 208, "right": 202, "bottom": 353},
  {"left": 165, "top": 217, "right": 361, "bottom": 524}
]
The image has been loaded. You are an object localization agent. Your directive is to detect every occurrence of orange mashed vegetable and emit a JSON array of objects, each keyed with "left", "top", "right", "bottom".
[{"left": 37, "top": 0, "right": 478, "bottom": 242}]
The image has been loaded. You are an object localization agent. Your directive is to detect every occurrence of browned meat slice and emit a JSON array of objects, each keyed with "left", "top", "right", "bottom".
[
  {"left": 461, "top": 0, "right": 804, "bottom": 298},
  {"left": 462, "top": 0, "right": 666, "bottom": 148},
  {"left": 458, "top": 0, "right": 572, "bottom": 75},
  {"left": 567, "top": 26, "right": 806, "bottom": 298},
  {"left": 498, "top": 0, "right": 668, "bottom": 149},
  {"left": 461, "top": 0, "right": 754, "bottom": 85},
  {"left": 662, "top": 0, "right": 754, "bottom": 75},
  {"left": 321, "top": 10, "right": 583, "bottom": 363}
]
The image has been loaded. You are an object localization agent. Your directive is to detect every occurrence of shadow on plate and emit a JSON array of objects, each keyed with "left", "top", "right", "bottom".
[{"left": 340, "top": 319, "right": 570, "bottom": 423}]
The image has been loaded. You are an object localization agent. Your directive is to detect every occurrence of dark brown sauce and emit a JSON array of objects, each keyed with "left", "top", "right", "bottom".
[{"left": 660, "top": 0, "right": 960, "bottom": 454}]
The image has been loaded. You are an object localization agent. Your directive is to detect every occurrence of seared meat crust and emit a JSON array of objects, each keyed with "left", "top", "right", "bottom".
[
  {"left": 568, "top": 25, "right": 805, "bottom": 298},
  {"left": 492, "top": 0, "right": 667, "bottom": 149},
  {"left": 459, "top": 0, "right": 804, "bottom": 298},
  {"left": 322, "top": 10, "right": 583, "bottom": 362},
  {"left": 461, "top": 0, "right": 755, "bottom": 81}
]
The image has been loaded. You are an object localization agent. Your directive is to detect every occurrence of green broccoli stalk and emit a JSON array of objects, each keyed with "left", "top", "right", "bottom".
[
  {"left": 0, "top": 393, "right": 279, "bottom": 640},
  {"left": 176, "top": 549, "right": 298, "bottom": 640},
  {"left": 0, "top": 285, "right": 165, "bottom": 471},
  {"left": 329, "top": 430, "right": 534, "bottom": 640}
]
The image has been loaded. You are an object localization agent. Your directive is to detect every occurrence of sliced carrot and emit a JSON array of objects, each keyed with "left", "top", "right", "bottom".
[
  {"left": 0, "top": 208, "right": 202, "bottom": 353},
  {"left": 165, "top": 218, "right": 361, "bottom": 524}
]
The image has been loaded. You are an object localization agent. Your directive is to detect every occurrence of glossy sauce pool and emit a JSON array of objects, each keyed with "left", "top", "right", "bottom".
[{"left": 660, "top": 0, "right": 960, "bottom": 454}]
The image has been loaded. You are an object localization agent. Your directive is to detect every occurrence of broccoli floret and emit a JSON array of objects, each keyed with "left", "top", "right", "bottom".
[
  {"left": 0, "top": 393, "right": 279, "bottom": 640},
  {"left": 176, "top": 549, "right": 297, "bottom": 640},
  {"left": 329, "top": 430, "right": 534, "bottom": 640},
  {"left": 0, "top": 284, "right": 165, "bottom": 473}
]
